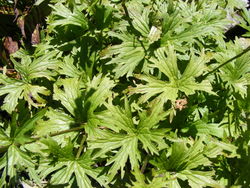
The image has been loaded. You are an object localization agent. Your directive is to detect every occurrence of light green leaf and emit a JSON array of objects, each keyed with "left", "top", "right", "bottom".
[
  {"left": 0, "top": 129, "right": 11, "bottom": 147},
  {"left": 53, "top": 78, "right": 85, "bottom": 116},
  {"left": 90, "top": 99, "right": 168, "bottom": 180},
  {"left": 0, "top": 75, "right": 50, "bottom": 113},
  {"left": 90, "top": 132, "right": 140, "bottom": 180},
  {"left": 58, "top": 55, "right": 83, "bottom": 78},
  {"left": 85, "top": 75, "right": 115, "bottom": 114},
  {"left": 178, "top": 170, "right": 222, "bottom": 188},
  {"left": 161, "top": 1, "right": 228, "bottom": 44},
  {"left": 128, "top": 3, "right": 150, "bottom": 37},
  {"left": 50, "top": 3, "right": 88, "bottom": 29},
  {"left": 11, "top": 50, "right": 59, "bottom": 81},
  {"left": 131, "top": 74, "right": 178, "bottom": 103},
  {"left": 0, "top": 145, "right": 35, "bottom": 186},
  {"left": 190, "top": 120, "right": 224, "bottom": 138},
  {"left": 0, "top": 75, "right": 24, "bottom": 113},
  {"left": 132, "top": 45, "right": 215, "bottom": 104},
  {"left": 214, "top": 38, "right": 250, "bottom": 97},
  {"left": 148, "top": 26, "right": 161, "bottom": 44},
  {"left": 105, "top": 32, "right": 146, "bottom": 78},
  {"left": 152, "top": 46, "right": 179, "bottom": 81},
  {"left": 166, "top": 138, "right": 211, "bottom": 171},
  {"left": 41, "top": 141, "right": 107, "bottom": 187},
  {"left": 138, "top": 129, "right": 168, "bottom": 155},
  {"left": 35, "top": 108, "right": 75, "bottom": 136}
]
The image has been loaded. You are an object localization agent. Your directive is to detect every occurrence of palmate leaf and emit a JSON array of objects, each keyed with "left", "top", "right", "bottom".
[
  {"left": 177, "top": 170, "right": 221, "bottom": 188},
  {"left": 214, "top": 38, "right": 250, "bottom": 97},
  {"left": 130, "top": 168, "right": 168, "bottom": 188},
  {"left": 0, "top": 45, "right": 60, "bottom": 113},
  {"left": 0, "top": 145, "right": 37, "bottom": 187},
  {"left": 161, "top": 1, "right": 228, "bottom": 45},
  {"left": 49, "top": 160, "right": 106, "bottom": 188},
  {"left": 53, "top": 75, "right": 115, "bottom": 136},
  {"left": 187, "top": 120, "right": 224, "bottom": 138},
  {"left": 103, "top": 31, "right": 146, "bottom": 78},
  {"left": 101, "top": 2, "right": 154, "bottom": 78},
  {"left": 58, "top": 55, "right": 84, "bottom": 78},
  {"left": 150, "top": 136, "right": 237, "bottom": 188},
  {"left": 49, "top": 3, "right": 88, "bottom": 30},
  {"left": 128, "top": 2, "right": 150, "bottom": 37},
  {"left": 53, "top": 75, "right": 114, "bottom": 116},
  {"left": 131, "top": 45, "right": 215, "bottom": 104},
  {"left": 0, "top": 74, "right": 50, "bottom": 113},
  {"left": 53, "top": 77, "right": 85, "bottom": 117},
  {"left": 89, "top": 99, "right": 169, "bottom": 180},
  {"left": 0, "top": 128, "right": 11, "bottom": 148},
  {"left": 11, "top": 47, "right": 59, "bottom": 82},
  {"left": 0, "top": 108, "right": 46, "bottom": 149},
  {"left": 34, "top": 108, "right": 75, "bottom": 136},
  {"left": 39, "top": 138, "right": 107, "bottom": 187}
]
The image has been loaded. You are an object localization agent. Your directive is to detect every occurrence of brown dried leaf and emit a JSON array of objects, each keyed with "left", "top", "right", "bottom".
[
  {"left": 17, "top": 16, "right": 26, "bottom": 38},
  {"left": 3, "top": 36, "right": 19, "bottom": 54},
  {"left": 31, "top": 24, "right": 40, "bottom": 45}
]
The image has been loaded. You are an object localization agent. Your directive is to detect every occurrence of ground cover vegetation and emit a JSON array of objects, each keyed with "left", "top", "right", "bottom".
[{"left": 0, "top": 0, "right": 250, "bottom": 187}]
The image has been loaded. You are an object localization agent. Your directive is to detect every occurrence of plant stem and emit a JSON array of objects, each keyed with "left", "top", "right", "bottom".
[
  {"left": 76, "top": 134, "right": 87, "bottom": 159},
  {"left": 141, "top": 155, "right": 149, "bottom": 173}
]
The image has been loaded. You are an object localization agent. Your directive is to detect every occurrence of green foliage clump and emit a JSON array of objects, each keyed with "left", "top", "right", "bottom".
[{"left": 0, "top": 0, "right": 250, "bottom": 187}]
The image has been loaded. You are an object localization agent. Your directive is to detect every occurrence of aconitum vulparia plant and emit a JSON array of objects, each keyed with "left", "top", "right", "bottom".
[{"left": 0, "top": 0, "right": 249, "bottom": 187}]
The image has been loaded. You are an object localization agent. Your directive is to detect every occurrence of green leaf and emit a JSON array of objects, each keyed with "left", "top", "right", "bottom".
[
  {"left": 53, "top": 77, "right": 85, "bottom": 116},
  {"left": 214, "top": 38, "right": 250, "bottom": 97},
  {"left": 0, "top": 128, "right": 11, "bottom": 147},
  {"left": 85, "top": 75, "right": 115, "bottom": 115},
  {"left": 95, "top": 4, "right": 113, "bottom": 29},
  {"left": 14, "top": 108, "right": 47, "bottom": 144},
  {"left": 58, "top": 55, "right": 84, "bottom": 78},
  {"left": 0, "top": 75, "right": 24, "bottom": 113},
  {"left": 0, "top": 74, "right": 50, "bottom": 113},
  {"left": 90, "top": 131, "right": 140, "bottom": 180},
  {"left": 165, "top": 138, "right": 211, "bottom": 171},
  {"left": 90, "top": 99, "right": 168, "bottom": 180},
  {"left": 132, "top": 46, "right": 215, "bottom": 104},
  {"left": 190, "top": 120, "right": 224, "bottom": 138},
  {"left": 11, "top": 48, "right": 59, "bottom": 81},
  {"left": 178, "top": 170, "right": 222, "bottom": 188},
  {"left": 0, "top": 145, "right": 35, "bottom": 186},
  {"left": 128, "top": 2, "right": 150, "bottom": 37},
  {"left": 41, "top": 139, "right": 107, "bottom": 187},
  {"left": 161, "top": 1, "right": 228, "bottom": 44},
  {"left": 50, "top": 3, "right": 88, "bottom": 29},
  {"left": 104, "top": 32, "right": 146, "bottom": 78},
  {"left": 35, "top": 108, "right": 75, "bottom": 136}
]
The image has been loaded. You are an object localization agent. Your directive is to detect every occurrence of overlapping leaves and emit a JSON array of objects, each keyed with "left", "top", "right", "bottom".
[
  {"left": 0, "top": 46, "right": 59, "bottom": 113},
  {"left": 149, "top": 137, "right": 237, "bottom": 188},
  {"left": 38, "top": 138, "right": 107, "bottom": 188},
  {"left": 214, "top": 38, "right": 250, "bottom": 97},
  {"left": 89, "top": 99, "right": 169, "bottom": 180},
  {"left": 0, "top": 0, "right": 249, "bottom": 187}
]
